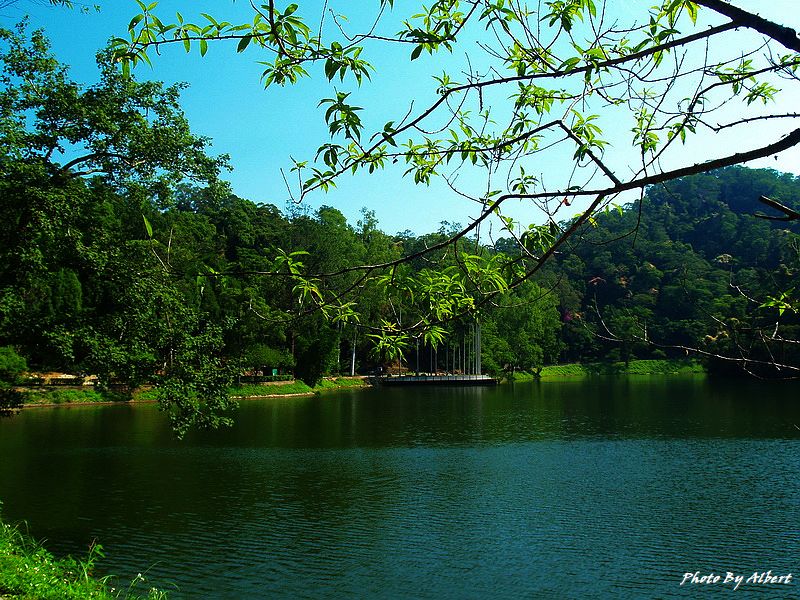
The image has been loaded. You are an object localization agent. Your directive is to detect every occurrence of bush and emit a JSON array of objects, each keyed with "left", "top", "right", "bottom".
[
  {"left": 242, "top": 344, "right": 294, "bottom": 372},
  {"left": 0, "top": 346, "right": 26, "bottom": 385}
]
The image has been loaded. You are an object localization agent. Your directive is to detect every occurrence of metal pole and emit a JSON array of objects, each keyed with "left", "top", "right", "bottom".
[
  {"left": 473, "top": 322, "right": 478, "bottom": 378},
  {"left": 468, "top": 324, "right": 472, "bottom": 375},
  {"left": 350, "top": 328, "right": 357, "bottom": 376},
  {"left": 476, "top": 321, "right": 481, "bottom": 376}
]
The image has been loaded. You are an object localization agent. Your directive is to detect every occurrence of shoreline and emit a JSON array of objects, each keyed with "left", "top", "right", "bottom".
[
  {"left": 8, "top": 361, "right": 707, "bottom": 410},
  {"left": 17, "top": 391, "right": 323, "bottom": 409},
  {"left": 15, "top": 377, "right": 370, "bottom": 410},
  {"left": 11, "top": 359, "right": 706, "bottom": 412}
]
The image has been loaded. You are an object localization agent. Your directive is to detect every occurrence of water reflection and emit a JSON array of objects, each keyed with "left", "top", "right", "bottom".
[{"left": 0, "top": 376, "right": 799, "bottom": 598}]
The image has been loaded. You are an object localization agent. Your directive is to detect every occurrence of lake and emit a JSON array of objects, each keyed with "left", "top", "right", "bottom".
[{"left": 1, "top": 376, "right": 799, "bottom": 598}]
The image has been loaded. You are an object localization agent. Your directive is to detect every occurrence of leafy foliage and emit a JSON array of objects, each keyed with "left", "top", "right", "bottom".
[
  {"left": 543, "top": 166, "right": 800, "bottom": 375},
  {"left": 0, "top": 345, "right": 26, "bottom": 415},
  {"left": 0, "top": 346, "right": 26, "bottom": 385},
  {"left": 3, "top": 5, "right": 800, "bottom": 438},
  {"left": 0, "top": 511, "right": 167, "bottom": 599},
  {"left": 105, "top": 1, "right": 800, "bottom": 380}
]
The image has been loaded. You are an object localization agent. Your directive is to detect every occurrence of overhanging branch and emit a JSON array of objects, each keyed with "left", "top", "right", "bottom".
[
  {"left": 755, "top": 195, "right": 800, "bottom": 221},
  {"left": 695, "top": 0, "right": 800, "bottom": 52}
]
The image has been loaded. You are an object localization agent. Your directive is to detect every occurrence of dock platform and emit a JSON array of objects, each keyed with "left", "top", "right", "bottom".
[{"left": 373, "top": 374, "right": 498, "bottom": 386}]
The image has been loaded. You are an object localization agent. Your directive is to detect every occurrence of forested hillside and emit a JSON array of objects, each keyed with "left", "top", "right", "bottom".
[
  {"left": 4, "top": 153, "right": 798, "bottom": 387},
  {"left": 543, "top": 167, "right": 800, "bottom": 373}
]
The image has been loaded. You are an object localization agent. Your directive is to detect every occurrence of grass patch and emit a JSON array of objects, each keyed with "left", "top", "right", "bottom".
[
  {"left": 19, "top": 377, "right": 370, "bottom": 405},
  {"left": 313, "top": 377, "right": 368, "bottom": 391},
  {"left": 620, "top": 359, "right": 705, "bottom": 375},
  {"left": 539, "top": 364, "right": 589, "bottom": 378},
  {"left": 22, "top": 389, "right": 130, "bottom": 406},
  {"left": 507, "top": 359, "right": 705, "bottom": 381},
  {"left": 230, "top": 377, "right": 368, "bottom": 398},
  {"left": 229, "top": 381, "right": 314, "bottom": 397},
  {"left": 0, "top": 513, "right": 166, "bottom": 599},
  {"left": 133, "top": 388, "right": 158, "bottom": 402}
]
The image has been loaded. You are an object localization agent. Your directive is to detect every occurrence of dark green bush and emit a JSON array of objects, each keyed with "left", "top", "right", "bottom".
[{"left": 0, "top": 346, "right": 26, "bottom": 385}]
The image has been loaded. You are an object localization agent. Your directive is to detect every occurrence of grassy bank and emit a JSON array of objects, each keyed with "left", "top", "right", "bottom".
[
  {"left": 0, "top": 514, "right": 166, "bottom": 599},
  {"left": 229, "top": 380, "right": 315, "bottom": 397},
  {"left": 508, "top": 359, "right": 705, "bottom": 381},
  {"left": 230, "top": 376, "right": 369, "bottom": 397},
  {"left": 18, "top": 377, "right": 369, "bottom": 406},
  {"left": 312, "top": 377, "right": 370, "bottom": 391},
  {"left": 21, "top": 388, "right": 131, "bottom": 406}
]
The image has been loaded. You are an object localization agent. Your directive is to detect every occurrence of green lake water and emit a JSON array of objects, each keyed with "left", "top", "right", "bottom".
[{"left": 1, "top": 376, "right": 799, "bottom": 598}]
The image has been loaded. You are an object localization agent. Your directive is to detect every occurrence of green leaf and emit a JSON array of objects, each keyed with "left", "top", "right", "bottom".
[
  {"left": 128, "top": 13, "right": 144, "bottom": 32},
  {"left": 687, "top": 2, "right": 698, "bottom": 24},
  {"left": 237, "top": 35, "right": 252, "bottom": 52},
  {"left": 558, "top": 57, "right": 580, "bottom": 72},
  {"left": 142, "top": 214, "right": 153, "bottom": 238}
]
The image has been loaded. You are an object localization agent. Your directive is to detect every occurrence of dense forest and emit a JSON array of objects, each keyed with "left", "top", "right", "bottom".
[
  {"left": 1, "top": 25, "right": 799, "bottom": 430},
  {"left": 545, "top": 167, "right": 800, "bottom": 372}
]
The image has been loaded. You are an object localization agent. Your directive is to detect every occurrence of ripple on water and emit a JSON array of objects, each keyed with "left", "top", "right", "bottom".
[{"left": 1, "top": 381, "right": 799, "bottom": 598}]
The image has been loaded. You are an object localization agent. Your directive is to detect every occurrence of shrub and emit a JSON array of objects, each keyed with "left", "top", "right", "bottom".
[{"left": 0, "top": 346, "right": 26, "bottom": 385}]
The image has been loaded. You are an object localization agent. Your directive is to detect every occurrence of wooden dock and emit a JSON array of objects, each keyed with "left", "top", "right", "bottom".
[{"left": 374, "top": 374, "right": 498, "bottom": 387}]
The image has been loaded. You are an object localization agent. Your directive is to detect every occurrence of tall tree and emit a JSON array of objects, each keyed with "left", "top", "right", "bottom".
[{"left": 0, "top": 24, "right": 235, "bottom": 433}]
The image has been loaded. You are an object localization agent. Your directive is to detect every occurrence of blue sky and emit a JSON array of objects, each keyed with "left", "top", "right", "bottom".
[{"left": 4, "top": 1, "right": 800, "bottom": 236}]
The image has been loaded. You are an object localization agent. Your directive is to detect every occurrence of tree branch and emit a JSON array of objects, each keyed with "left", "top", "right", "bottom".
[
  {"left": 695, "top": 0, "right": 800, "bottom": 52},
  {"left": 448, "top": 22, "right": 738, "bottom": 93},
  {"left": 58, "top": 151, "right": 136, "bottom": 175},
  {"left": 755, "top": 195, "right": 800, "bottom": 221}
]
